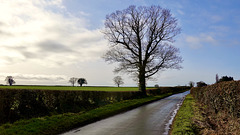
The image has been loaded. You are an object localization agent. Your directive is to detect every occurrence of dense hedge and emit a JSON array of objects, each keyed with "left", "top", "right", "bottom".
[
  {"left": 190, "top": 80, "right": 240, "bottom": 118},
  {"left": 0, "top": 89, "right": 144, "bottom": 125}
]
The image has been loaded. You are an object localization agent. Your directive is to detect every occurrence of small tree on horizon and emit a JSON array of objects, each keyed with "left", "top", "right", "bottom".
[
  {"left": 69, "top": 77, "right": 78, "bottom": 87},
  {"left": 113, "top": 76, "right": 124, "bottom": 87},
  {"left": 5, "top": 76, "right": 16, "bottom": 86},
  {"left": 189, "top": 81, "right": 195, "bottom": 87},
  {"left": 78, "top": 78, "right": 87, "bottom": 87}
]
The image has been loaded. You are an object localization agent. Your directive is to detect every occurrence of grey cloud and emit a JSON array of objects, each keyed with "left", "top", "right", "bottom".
[
  {"left": 0, "top": 30, "right": 12, "bottom": 37},
  {"left": 0, "top": 21, "right": 6, "bottom": 26},
  {"left": 22, "top": 51, "right": 38, "bottom": 59},
  {"left": 0, "top": 22, "right": 12, "bottom": 36},
  {"left": 2, "top": 46, "right": 37, "bottom": 59},
  {"left": 38, "top": 40, "right": 74, "bottom": 53}
]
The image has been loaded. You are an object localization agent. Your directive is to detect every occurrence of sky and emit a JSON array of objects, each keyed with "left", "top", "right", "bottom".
[{"left": 0, "top": 0, "right": 239, "bottom": 86}]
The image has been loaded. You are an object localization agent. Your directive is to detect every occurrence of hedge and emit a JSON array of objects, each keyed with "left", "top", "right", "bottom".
[
  {"left": 0, "top": 89, "right": 144, "bottom": 125},
  {"left": 147, "top": 86, "right": 191, "bottom": 96},
  {"left": 190, "top": 80, "right": 240, "bottom": 118}
]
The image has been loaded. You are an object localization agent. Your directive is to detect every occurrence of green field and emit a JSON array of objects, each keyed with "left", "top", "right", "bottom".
[{"left": 0, "top": 85, "right": 143, "bottom": 91}]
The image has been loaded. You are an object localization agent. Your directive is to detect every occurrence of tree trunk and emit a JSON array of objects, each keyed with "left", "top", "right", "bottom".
[{"left": 138, "top": 71, "right": 146, "bottom": 95}]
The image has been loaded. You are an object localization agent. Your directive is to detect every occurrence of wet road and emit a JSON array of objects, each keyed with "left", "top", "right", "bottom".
[{"left": 61, "top": 91, "right": 190, "bottom": 135}]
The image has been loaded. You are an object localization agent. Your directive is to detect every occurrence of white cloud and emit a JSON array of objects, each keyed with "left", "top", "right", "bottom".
[
  {"left": 0, "top": 73, "right": 67, "bottom": 84},
  {"left": 177, "top": 9, "right": 184, "bottom": 15},
  {"left": 0, "top": 0, "right": 107, "bottom": 67},
  {"left": 184, "top": 34, "right": 217, "bottom": 49}
]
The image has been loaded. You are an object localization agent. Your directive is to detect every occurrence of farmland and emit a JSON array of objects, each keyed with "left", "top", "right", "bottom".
[{"left": 0, "top": 85, "right": 141, "bottom": 91}]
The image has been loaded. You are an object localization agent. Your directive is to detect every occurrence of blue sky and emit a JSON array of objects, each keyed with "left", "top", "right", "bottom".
[{"left": 0, "top": 0, "right": 239, "bottom": 86}]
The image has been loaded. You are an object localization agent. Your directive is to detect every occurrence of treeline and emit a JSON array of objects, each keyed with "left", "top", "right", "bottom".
[{"left": 191, "top": 80, "right": 240, "bottom": 134}]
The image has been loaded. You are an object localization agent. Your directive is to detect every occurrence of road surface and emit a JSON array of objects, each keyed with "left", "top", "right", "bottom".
[{"left": 61, "top": 91, "right": 190, "bottom": 135}]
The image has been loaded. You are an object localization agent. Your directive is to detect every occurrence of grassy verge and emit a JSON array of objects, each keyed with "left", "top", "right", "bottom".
[
  {"left": 0, "top": 92, "right": 175, "bottom": 135},
  {"left": 170, "top": 94, "right": 200, "bottom": 135}
]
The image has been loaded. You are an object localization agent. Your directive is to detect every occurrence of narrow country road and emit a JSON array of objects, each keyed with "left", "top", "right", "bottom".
[{"left": 61, "top": 91, "right": 190, "bottom": 135}]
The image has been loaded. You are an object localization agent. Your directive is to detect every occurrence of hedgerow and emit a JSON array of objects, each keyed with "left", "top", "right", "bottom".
[
  {"left": 0, "top": 89, "right": 143, "bottom": 125},
  {"left": 190, "top": 81, "right": 240, "bottom": 134}
]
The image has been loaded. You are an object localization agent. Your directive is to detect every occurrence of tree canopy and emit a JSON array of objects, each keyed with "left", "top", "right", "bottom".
[
  {"left": 218, "top": 76, "right": 234, "bottom": 83},
  {"left": 103, "top": 5, "right": 182, "bottom": 94},
  {"left": 78, "top": 78, "right": 87, "bottom": 87}
]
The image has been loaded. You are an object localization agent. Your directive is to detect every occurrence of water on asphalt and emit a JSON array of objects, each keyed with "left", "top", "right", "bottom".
[{"left": 60, "top": 91, "right": 190, "bottom": 135}]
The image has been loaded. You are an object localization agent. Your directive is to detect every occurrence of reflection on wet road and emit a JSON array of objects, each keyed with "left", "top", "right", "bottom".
[{"left": 61, "top": 91, "right": 190, "bottom": 135}]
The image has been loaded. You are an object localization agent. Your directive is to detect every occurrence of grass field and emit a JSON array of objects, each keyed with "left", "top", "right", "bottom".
[{"left": 0, "top": 85, "right": 143, "bottom": 91}]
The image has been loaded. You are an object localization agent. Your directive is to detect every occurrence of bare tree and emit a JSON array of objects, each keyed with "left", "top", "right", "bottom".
[
  {"left": 77, "top": 78, "right": 87, "bottom": 87},
  {"left": 189, "top": 81, "right": 195, "bottom": 87},
  {"left": 113, "top": 76, "right": 124, "bottom": 87},
  {"left": 5, "top": 76, "right": 16, "bottom": 86},
  {"left": 69, "top": 77, "right": 78, "bottom": 86},
  {"left": 103, "top": 5, "right": 182, "bottom": 94}
]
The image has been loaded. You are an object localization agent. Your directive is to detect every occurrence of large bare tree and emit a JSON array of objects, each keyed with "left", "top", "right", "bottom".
[{"left": 103, "top": 5, "right": 183, "bottom": 94}]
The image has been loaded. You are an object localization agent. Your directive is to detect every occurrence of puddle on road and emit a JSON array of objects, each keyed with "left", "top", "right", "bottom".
[{"left": 163, "top": 91, "right": 190, "bottom": 135}]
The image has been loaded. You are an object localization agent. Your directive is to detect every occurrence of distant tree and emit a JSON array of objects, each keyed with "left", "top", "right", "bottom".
[
  {"left": 113, "top": 76, "right": 124, "bottom": 87},
  {"left": 215, "top": 74, "right": 219, "bottom": 83},
  {"left": 154, "top": 84, "right": 159, "bottom": 88},
  {"left": 219, "top": 76, "right": 234, "bottom": 82},
  {"left": 69, "top": 77, "right": 78, "bottom": 86},
  {"left": 196, "top": 81, "right": 207, "bottom": 87},
  {"left": 189, "top": 81, "right": 195, "bottom": 87},
  {"left": 102, "top": 5, "right": 182, "bottom": 95},
  {"left": 5, "top": 76, "right": 16, "bottom": 86},
  {"left": 78, "top": 78, "right": 87, "bottom": 87}
]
